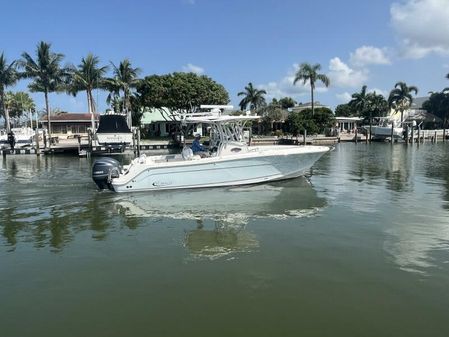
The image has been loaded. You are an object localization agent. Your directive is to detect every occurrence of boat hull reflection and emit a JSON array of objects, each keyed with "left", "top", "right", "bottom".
[{"left": 113, "top": 177, "right": 327, "bottom": 259}]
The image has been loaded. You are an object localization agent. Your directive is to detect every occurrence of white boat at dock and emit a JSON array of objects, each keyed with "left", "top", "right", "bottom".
[
  {"left": 95, "top": 114, "right": 133, "bottom": 146},
  {"left": 92, "top": 106, "right": 330, "bottom": 192}
]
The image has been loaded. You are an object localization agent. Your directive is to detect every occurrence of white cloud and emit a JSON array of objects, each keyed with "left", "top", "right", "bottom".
[
  {"left": 182, "top": 63, "right": 204, "bottom": 74},
  {"left": 350, "top": 46, "right": 391, "bottom": 66},
  {"left": 257, "top": 64, "right": 328, "bottom": 102},
  {"left": 391, "top": 0, "right": 449, "bottom": 58},
  {"left": 336, "top": 92, "right": 352, "bottom": 103},
  {"left": 368, "top": 88, "right": 387, "bottom": 98},
  {"left": 328, "top": 57, "right": 368, "bottom": 88}
]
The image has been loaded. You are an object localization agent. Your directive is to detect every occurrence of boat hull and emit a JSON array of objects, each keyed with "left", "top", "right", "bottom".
[
  {"left": 368, "top": 126, "right": 403, "bottom": 140},
  {"left": 96, "top": 133, "right": 133, "bottom": 145},
  {"left": 111, "top": 146, "right": 329, "bottom": 192}
]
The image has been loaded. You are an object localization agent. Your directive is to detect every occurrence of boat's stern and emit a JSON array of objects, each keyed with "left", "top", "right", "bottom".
[{"left": 92, "top": 157, "right": 122, "bottom": 191}]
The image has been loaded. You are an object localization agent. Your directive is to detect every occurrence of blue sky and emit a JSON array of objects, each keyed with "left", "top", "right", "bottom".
[{"left": 1, "top": 0, "right": 449, "bottom": 113}]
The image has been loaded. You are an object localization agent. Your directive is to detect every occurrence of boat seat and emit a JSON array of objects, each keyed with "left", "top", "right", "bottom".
[{"left": 182, "top": 146, "right": 194, "bottom": 160}]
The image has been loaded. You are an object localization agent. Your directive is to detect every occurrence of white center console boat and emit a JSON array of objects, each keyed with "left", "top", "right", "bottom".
[{"left": 92, "top": 108, "right": 330, "bottom": 192}]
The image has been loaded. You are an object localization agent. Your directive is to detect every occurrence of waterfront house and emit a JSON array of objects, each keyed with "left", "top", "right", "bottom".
[
  {"left": 335, "top": 117, "right": 364, "bottom": 133},
  {"left": 290, "top": 101, "right": 330, "bottom": 113},
  {"left": 40, "top": 112, "right": 99, "bottom": 137},
  {"left": 140, "top": 107, "right": 204, "bottom": 138}
]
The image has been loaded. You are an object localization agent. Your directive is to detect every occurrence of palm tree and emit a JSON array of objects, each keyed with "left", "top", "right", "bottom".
[
  {"left": 349, "top": 85, "right": 370, "bottom": 138},
  {"left": 237, "top": 82, "right": 267, "bottom": 113},
  {"left": 69, "top": 53, "right": 108, "bottom": 133},
  {"left": 7, "top": 91, "right": 35, "bottom": 126},
  {"left": 349, "top": 85, "right": 369, "bottom": 116},
  {"left": 388, "top": 81, "right": 418, "bottom": 123},
  {"left": 103, "top": 59, "right": 141, "bottom": 127},
  {"left": 293, "top": 63, "right": 330, "bottom": 115},
  {"left": 20, "top": 41, "right": 68, "bottom": 143},
  {"left": 367, "top": 92, "right": 388, "bottom": 118},
  {"left": 0, "top": 53, "right": 20, "bottom": 132}
]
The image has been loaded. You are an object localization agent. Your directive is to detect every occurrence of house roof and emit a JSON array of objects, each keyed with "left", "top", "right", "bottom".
[
  {"left": 141, "top": 107, "right": 178, "bottom": 124},
  {"left": 40, "top": 113, "right": 99, "bottom": 122},
  {"left": 410, "top": 97, "right": 428, "bottom": 110}
]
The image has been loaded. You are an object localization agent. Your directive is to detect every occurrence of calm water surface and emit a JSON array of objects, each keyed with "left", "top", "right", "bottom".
[{"left": 1, "top": 143, "right": 449, "bottom": 337}]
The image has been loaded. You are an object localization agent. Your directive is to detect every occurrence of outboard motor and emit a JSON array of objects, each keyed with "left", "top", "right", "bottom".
[{"left": 92, "top": 157, "right": 122, "bottom": 191}]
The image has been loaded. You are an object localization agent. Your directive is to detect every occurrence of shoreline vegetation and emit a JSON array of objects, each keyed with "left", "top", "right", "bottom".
[{"left": 1, "top": 41, "right": 448, "bottom": 140}]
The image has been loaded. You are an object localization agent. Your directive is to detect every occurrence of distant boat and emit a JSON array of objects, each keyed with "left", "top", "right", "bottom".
[
  {"left": 95, "top": 114, "right": 132, "bottom": 146},
  {"left": 0, "top": 127, "right": 36, "bottom": 148},
  {"left": 366, "top": 119, "right": 404, "bottom": 141}
]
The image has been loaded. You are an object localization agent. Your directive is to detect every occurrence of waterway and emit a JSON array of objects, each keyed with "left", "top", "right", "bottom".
[{"left": 1, "top": 143, "right": 448, "bottom": 337}]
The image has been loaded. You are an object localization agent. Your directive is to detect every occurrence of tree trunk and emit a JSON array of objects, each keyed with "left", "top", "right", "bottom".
[
  {"left": 311, "top": 85, "right": 315, "bottom": 116},
  {"left": 124, "top": 87, "right": 131, "bottom": 128},
  {"left": 45, "top": 90, "right": 51, "bottom": 148},
  {"left": 87, "top": 89, "right": 96, "bottom": 137},
  {"left": 1, "top": 91, "right": 11, "bottom": 133}
]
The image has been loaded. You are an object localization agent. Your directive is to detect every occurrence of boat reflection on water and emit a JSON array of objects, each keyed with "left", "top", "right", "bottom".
[{"left": 113, "top": 177, "right": 327, "bottom": 259}]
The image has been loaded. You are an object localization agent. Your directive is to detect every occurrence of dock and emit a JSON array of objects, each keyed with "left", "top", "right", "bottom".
[{"left": 2, "top": 129, "right": 448, "bottom": 157}]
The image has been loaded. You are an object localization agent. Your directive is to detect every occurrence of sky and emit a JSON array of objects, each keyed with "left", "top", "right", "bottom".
[{"left": 1, "top": 0, "right": 449, "bottom": 114}]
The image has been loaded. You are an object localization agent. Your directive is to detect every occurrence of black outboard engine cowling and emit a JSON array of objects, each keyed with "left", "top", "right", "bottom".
[{"left": 92, "top": 157, "right": 122, "bottom": 191}]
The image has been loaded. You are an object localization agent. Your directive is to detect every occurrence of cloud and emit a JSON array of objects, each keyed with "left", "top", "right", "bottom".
[
  {"left": 391, "top": 0, "right": 449, "bottom": 58},
  {"left": 257, "top": 64, "right": 328, "bottom": 102},
  {"left": 368, "top": 87, "right": 387, "bottom": 97},
  {"left": 328, "top": 57, "right": 368, "bottom": 88},
  {"left": 182, "top": 63, "right": 204, "bottom": 74},
  {"left": 182, "top": 0, "right": 196, "bottom": 5},
  {"left": 336, "top": 92, "right": 352, "bottom": 103},
  {"left": 350, "top": 46, "right": 391, "bottom": 66}
]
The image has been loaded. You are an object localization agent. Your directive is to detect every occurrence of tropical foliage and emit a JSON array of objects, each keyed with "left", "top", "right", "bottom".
[
  {"left": 19, "top": 41, "right": 69, "bottom": 139},
  {"left": 68, "top": 53, "right": 108, "bottom": 131},
  {"left": 137, "top": 72, "right": 229, "bottom": 114},
  {"left": 278, "top": 97, "right": 297, "bottom": 109},
  {"left": 349, "top": 86, "right": 388, "bottom": 119},
  {"left": 335, "top": 103, "right": 354, "bottom": 117},
  {"left": 237, "top": 82, "right": 266, "bottom": 113},
  {"left": 257, "top": 99, "right": 284, "bottom": 134},
  {"left": 5, "top": 91, "right": 35, "bottom": 120},
  {"left": 293, "top": 63, "right": 330, "bottom": 115},
  {"left": 103, "top": 59, "right": 141, "bottom": 127},
  {"left": 285, "top": 107, "right": 335, "bottom": 136},
  {"left": 388, "top": 81, "right": 418, "bottom": 122},
  {"left": 422, "top": 89, "right": 449, "bottom": 128},
  {"left": 0, "top": 53, "right": 20, "bottom": 132}
]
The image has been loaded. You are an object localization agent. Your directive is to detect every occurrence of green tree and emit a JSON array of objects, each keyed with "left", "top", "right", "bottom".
[
  {"left": 103, "top": 59, "right": 141, "bottom": 127},
  {"left": 7, "top": 91, "right": 35, "bottom": 122},
  {"left": 335, "top": 103, "right": 354, "bottom": 117},
  {"left": 237, "top": 82, "right": 267, "bottom": 113},
  {"left": 423, "top": 90, "right": 449, "bottom": 130},
  {"left": 258, "top": 100, "right": 284, "bottom": 134},
  {"left": 0, "top": 53, "right": 20, "bottom": 132},
  {"left": 285, "top": 107, "right": 334, "bottom": 136},
  {"left": 278, "top": 97, "right": 297, "bottom": 109},
  {"left": 137, "top": 72, "right": 229, "bottom": 114},
  {"left": 20, "top": 41, "right": 68, "bottom": 142},
  {"left": 366, "top": 92, "right": 388, "bottom": 118},
  {"left": 293, "top": 63, "right": 330, "bottom": 115},
  {"left": 69, "top": 53, "right": 108, "bottom": 133},
  {"left": 349, "top": 85, "right": 369, "bottom": 117},
  {"left": 388, "top": 81, "right": 418, "bottom": 123}
]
